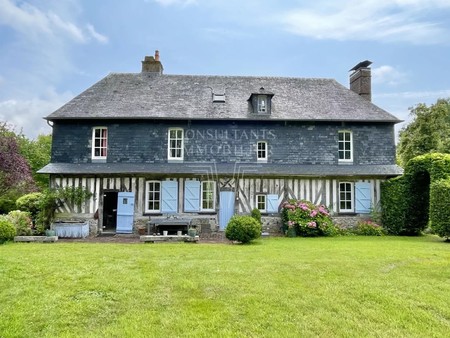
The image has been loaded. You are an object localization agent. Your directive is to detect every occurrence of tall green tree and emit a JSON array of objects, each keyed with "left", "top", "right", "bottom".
[
  {"left": 397, "top": 98, "right": 450, "bottom": 167},
  {"left": 18, "top": 134, "right": 52, "bottom": 189}
]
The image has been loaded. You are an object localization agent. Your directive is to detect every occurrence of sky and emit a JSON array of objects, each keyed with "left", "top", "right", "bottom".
[{"left": 1, "top": 0, "right": 450, "bottom": 139}]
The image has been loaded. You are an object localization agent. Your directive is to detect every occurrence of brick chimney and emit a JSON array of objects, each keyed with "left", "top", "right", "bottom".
[
  {"left": 349, "top": 60, "right": 372, "bottom": 101},
  {"left": 141, "top": 50, "right": 164, "bottom": 74}
]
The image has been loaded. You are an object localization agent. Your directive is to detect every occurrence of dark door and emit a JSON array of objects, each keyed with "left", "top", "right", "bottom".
[{"left": 103, "top": 191, "right": 118, "bottom": 231}]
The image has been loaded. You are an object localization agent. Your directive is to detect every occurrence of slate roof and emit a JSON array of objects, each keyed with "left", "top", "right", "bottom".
[
  {"left": 38, "top": 162, "right": 403, "bottom": 177},
  {"left": 45, "top": 73, "right": 401, "bottom": 123}
]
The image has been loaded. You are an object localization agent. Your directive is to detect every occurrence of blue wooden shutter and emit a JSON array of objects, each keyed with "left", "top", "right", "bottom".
[
  {"left": 161, "top": 181, "right": 178, "bottom": 213},
  {"left": 266, "top": 194, "right": 279, "bottom": 213},
  {"left": 355, "top": 182, "right": 372, "bottom": 214},
  {"left": 184, "top": 180, "right": 200, "bottom": 212}
]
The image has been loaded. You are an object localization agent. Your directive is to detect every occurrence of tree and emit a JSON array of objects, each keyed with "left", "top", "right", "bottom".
[
  {"left": 397, "top": 98, "right": 450, "bottom": 167},
  {"left": 18, "top": 134, "right": 52, "bottom": 189},
  {"left": 0, "top": 123, "right": 36, "bottom": 213}
]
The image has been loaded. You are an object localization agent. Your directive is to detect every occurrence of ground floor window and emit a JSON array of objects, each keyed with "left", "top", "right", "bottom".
[
  {"left": 145, "top": 181, "right": 161, "bottom": 213},
  {"left": 339, "top": 182, "right": 354, "bottom": 212},
  {"left": 256, "top": 194, "right": 267, "bottom": 212},
  {"left": 201, "top": 181, "right": 216, "bottom": 211}
]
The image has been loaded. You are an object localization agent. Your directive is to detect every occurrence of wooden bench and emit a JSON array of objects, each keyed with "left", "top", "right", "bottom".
[{"left": 140, "top": 235, "right": 199, "bottom": 243}]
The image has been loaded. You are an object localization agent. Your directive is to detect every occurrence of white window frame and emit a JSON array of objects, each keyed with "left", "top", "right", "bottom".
[
  {"left": 257, "top": 95, "right": 267, "bottom": 113},
  {"left": 168, "top": 128, "right": 184, "bottom": 160},
  {"left": 145, "top": 181, "right": 161, "bottom": 213},
  {"left": 338, "top": 131, "right": 353, "bottom": 163},
  {"left": 256, "top": 194, "right": 267, "bottom": 212},
  {"left": 201, "top": 181, "right": 216, "bottom": 211},
  {"left": 92, "top": 127, "right": 108, "bottom": 159},
  {"left": 257, "top": 141, "right": 268, "bottom": 162},
  {"left": 339, "top": 182, "right": 354, "bottom": 213}
]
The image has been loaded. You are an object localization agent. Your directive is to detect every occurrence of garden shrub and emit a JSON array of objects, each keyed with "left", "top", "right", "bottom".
[
  {"left": 281, "top": 200, "right": 336, "bottom": 237},
  {"left": 0, "top": 216, "right": 16, "bottom": 244},
  {"left": 251, "top": 208, "right": 262, "bottom": 225},
  {"left": 16, "top": 192, "right": 43, "bottom": 218},
  {"left": 429, "top": 178, "right": 450, "bottom": 240},
  {"left": 225, "top": 215, "right": 262, "bottom": 244},
  {"left": 6, "top": 210, "right": 33, "bottom": 236},
  {"left": 352, "top": 220, "right": 385, "bottom": 236}
]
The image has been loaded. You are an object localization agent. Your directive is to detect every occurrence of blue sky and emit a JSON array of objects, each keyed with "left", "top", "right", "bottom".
[{"left": 1, "top": 0, "right": 450, "bottom": 139}]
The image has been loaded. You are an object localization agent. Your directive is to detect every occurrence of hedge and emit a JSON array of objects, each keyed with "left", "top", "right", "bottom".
[
  {"left": 429, "top": 178, "right": 450, "bottom": 239},
  {"left": 381, "top": 153, "right": 450, "bottom": 237},
  {"left": 380, "top": 176, "right": 408, "bottom": 235}
]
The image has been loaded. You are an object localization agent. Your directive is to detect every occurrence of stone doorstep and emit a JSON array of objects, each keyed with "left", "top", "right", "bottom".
[
  {"left": 140, "top": 235, "right": 200, "bottom": 243},
  {"left": 14, "top": 236, "right": 58, "bottom": 243}
]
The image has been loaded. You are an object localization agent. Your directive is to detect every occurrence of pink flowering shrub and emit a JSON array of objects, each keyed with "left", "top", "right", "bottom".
[
  {"left": 281, "top": 199, "right": 337, "bottom": 237},
  {"left": 352, "top": 220, "right": 385, "bottom": 236}
]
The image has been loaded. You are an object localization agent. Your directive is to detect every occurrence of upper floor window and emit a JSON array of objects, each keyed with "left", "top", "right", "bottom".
[
  {"left": 201, "top": 181, "right": 216, "bottom": 211},
  {"left": 92, "top": 127, "right": 107, "bottom": 159},
  {"left": 338, "top": 131, "right": 353, "bottom": 162},
  {"left": 257, "top": 141, "right": 268, "bottom": 162},
  {"left": 339, "top": 182, "right": 354, "bottom": 213},
  {"left": 168, "top": 128, "right": 184, "bottom": 160},
  {"left": 145, "top": 181, "right": 161, "bottom": 213}
]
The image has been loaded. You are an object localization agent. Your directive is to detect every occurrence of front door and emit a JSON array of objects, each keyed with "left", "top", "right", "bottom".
[
  {"left": 116, "top": 192, "right": 135, "bottom": 234},
  {"left": 103, "top": 191, "right": 118, "bottom": 232},
  {"left": 219, "top": 191, "right": 235, "bottom": 230}
]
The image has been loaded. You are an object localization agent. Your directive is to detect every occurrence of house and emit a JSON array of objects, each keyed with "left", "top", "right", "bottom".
[{"left": 38, "top": 51, "right": 403, "bottom": 235}]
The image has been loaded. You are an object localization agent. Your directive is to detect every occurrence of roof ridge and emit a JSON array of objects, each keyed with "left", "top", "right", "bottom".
[{"left": 107, "top": 72, "right": 334, "bottom": 81}]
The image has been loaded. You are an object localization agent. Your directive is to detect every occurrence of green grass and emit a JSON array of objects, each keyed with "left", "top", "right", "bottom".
[{"left": 0, "top": 236, "right": 449, "bottom": 337}]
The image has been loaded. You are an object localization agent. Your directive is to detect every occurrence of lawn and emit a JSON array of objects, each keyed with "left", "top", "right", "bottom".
[{"left": 0, "top": 236, "right": 449, "bottom": 337}]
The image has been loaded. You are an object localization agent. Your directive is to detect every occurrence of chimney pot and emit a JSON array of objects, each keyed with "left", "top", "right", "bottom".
[
  {"left": 141, "top": 51, "right": 163, "bottom": 74},
  {"left": 349, "top": 60, "right": 372, "bottom": 102}
]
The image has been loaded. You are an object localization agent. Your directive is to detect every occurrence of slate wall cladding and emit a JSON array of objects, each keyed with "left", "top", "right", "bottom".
[{"left": 51, "top": 120, "right": 396, "bottom": 165}]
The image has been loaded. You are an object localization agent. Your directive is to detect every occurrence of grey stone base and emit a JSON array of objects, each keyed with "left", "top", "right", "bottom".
[
  {"left": 14, "top": 236, "right": 58, "bottom": 243},
  {"left": 140, "top": 235, "right": 199, "bottom": 243}
]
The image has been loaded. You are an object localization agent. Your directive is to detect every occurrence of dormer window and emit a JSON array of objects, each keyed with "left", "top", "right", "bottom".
[
  {"left": 257, "top": 96, "right": 266, "bottom": 113},
  {"left": 248, "top": 87, "right": 274, "bottom": 115}
]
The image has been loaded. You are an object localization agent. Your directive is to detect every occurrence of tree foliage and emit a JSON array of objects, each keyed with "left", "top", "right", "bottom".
[
  {"left": 397, "top": 98, "right": 450, "bottom": 167},
  {"left": 0, "top": 123, "right": 35, "bottom": 198},
  {"left": 18, "top": 133, "right": 52, "bottom": 189}
]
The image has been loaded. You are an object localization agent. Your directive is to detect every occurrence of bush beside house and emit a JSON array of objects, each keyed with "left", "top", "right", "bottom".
[
  {"left": 0, "top": 217, "right": 16, "bottom": 244},
  {"left": 225, "top": 215, "right": 262, "bottom": 244},
  {"left": 281, "top": 200, "right": 338, "bottom": 237}
]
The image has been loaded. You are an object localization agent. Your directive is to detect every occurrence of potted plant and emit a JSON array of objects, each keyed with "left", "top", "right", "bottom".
[
  {"left": 137, "top": 225, "right": 146, "bottom": 235},
  {"left": 188, "top": 226, "right": 197, "bottom": 237}
]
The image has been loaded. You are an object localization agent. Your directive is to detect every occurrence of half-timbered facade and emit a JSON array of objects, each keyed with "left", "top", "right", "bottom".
[{"left": 39, "top": 53, "right": 403, "bottom": 234}]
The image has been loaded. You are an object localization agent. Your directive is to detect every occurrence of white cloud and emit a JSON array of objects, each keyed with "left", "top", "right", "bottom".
[
  {"left": 376, "top": 89, "right": 450, "bottom": 100},
  {"left": 86, "top": 24, "right": 109, "bottom": 44},
  {"left": 0, "top": 0, "right": 108, "bottom": 138},
  {"left": 281, "top": 0, "right": 450, "bottom": 44},
  {"left": 372, "top": 65, "right": 407, "bottom": 86},
  {"left": 0, "top": 89, "right": 74, "bottom": 139},
  {"left": 152, "top": 0, "right": 198, "bottom": 6},
  {"left": 0, "top": 0, "right": 107, "bottom": 44}
]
